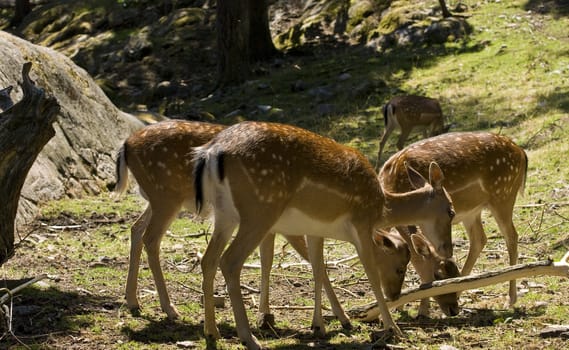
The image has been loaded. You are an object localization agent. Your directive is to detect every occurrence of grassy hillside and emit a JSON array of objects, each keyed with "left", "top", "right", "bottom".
[{"left": 1, "top": 0, "right": 568, "bottom": 349}]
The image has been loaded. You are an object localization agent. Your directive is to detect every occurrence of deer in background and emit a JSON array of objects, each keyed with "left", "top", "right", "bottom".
[
  {"left": 193, "top": 121, "right": 455, "bottom": 349},
  {"left": 114, "top": 119, "right": 424, "bottom": 331},
  {"left": 376, "top": 95, "right": 449, "bottom": 169},
  {"left": 380, "top": 132, "right": 528, "bottom": 310}
]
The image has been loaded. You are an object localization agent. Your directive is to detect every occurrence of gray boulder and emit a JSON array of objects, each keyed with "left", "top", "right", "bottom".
[{"left": 0, "top": 31, "right": 143, "bottom": 225}]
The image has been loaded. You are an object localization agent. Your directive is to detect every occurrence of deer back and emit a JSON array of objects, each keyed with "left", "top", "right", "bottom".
[
  {"left": 380, "top": 131, "right": 527, "bottom": 255},
  {"left": 381, "top": 132, "right": 527, "bottom": 210},
  {"left": 388, "top": 95, "right": 443, "bottom": 130},
  {"left": 195, "top": 121, "right": 385, "bottom": 225},
  {"left": 119, "top": 120, "right": 226, "bottom": 206}
]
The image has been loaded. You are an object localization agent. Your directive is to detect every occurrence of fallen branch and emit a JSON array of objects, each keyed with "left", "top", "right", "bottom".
[
  {"left": 243, "top": 254, "right": 359, "bottom": 270},
  {"left": 46, "top": 224, "right": 83, "bottom": 231},
  {"left": 348, "top": 251, "right": 569, "bottom": 322},
  {"left": 269, "top": 305, "right": 330, "bottom": 311},
  {"left": 0, "top": 274, "right": 49, "bottom": 305},
  {"left": 516, "top": 202, "right": 569, "bottom": 208}
]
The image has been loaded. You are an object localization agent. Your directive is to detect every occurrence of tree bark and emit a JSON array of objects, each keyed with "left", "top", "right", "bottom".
[
  {"left": 249, "top": 0, "right": 279, "bottom": 62},
  {"left": 0, "top": 62, "right": 60, "bottom": 266},
  {"left": 216, "top": 0, "right": 250, "bottom": 86}
]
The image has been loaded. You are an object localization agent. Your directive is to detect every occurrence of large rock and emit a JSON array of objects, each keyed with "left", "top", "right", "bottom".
[{"left": 0, "top": 31, "right": 143, "bottom": 225}]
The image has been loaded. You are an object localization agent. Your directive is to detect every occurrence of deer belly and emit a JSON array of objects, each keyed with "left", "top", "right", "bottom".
[
  {"left": 270, "top": 207, "right": 355, "bottom": 242},
  {"left": 448, "top": 180, "right": 491, "bottom": 220}
]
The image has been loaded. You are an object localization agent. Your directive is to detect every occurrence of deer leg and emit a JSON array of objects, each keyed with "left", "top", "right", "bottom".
[
  {"left": 396, "top": 128, "right": 412, "bottom": 150},
  {"left": 356, "top": 236, "right": 401, "bottom": 335},
  {"left": 306, "top": 236, "right": 326, "bottom": 337},
  {"left": 220, "top": 222, "right": 274, "bottom": 350},
  {"left": 285, "top": 235, "right": 352, "bottom": 329},
  {"left": 125, "top": 206, "right": 152, "bottom": 314},
  {"left": 142, "top": 204, "right": 180, "bottom": 319},
  {"left": 377, "top": 121, "right": 397, "bottom": 169},
  {"left": 417, "top": 298, "right": 431, "bottom": 317},
  {"left": 321, "top": 270, "right": 352, "bottom": 329},
  {"left": 461, "top": 214, "right": 487, "bottom": 276},
  {"left": 201, "top": 215, "right": 237, "bottom": 341},
  {"left": 490, "top": 205, "right": 519, "bottom": 306},
  {"left": 258, "top": 233, "right": 276, "bottom": 329}
]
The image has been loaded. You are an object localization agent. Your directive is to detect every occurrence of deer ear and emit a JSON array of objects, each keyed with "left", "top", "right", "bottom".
[
  {"left": 428, "top": 162, "right": 445, "bottom": 190},
  {"left": 373, "top": 230, "right": 396, "bottom": 254},
  {"left": 405, "top": 162, "right": 427, "bottom": 189},
  {"left": 410, "top": 234, "right": 433, "bottom": 258}
]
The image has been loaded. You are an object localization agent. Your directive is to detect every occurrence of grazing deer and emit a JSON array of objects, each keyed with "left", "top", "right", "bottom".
[
  {"left": 396, "top": 225, "right": 461, "bottom": 317},
  {"left": 193, "top": 121, "right": 455, "bottom": 349},
  {"left": 114, "top": 120, "right": 226, "bottom": 319},
  {"left": 376, "top": 95, "right": 448, "bottom": 168},
  {"left": 380, "top": 132, "right": 528, "bottom": 307},
  {"left": 114, "top": 119, "right": 410, "bottom": 329}
]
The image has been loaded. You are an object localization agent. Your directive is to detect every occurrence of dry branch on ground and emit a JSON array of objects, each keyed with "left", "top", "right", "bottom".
[{"left": 349, "top": 251, "right": 569, "bottom": 321}]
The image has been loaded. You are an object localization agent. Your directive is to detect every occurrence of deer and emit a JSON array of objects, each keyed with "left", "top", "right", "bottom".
[
  {"left": 396, "top": 225, "right": 461, "bottom": 317},
  {"left": 376, "top": 95, "right": 449, "bottom": 169},
  {"left": 379, "top": 131, "right": 528, "bottom": 309},
  {"left": 114, "top": 120, "right": 226, "bottom": 320},
  {"left": 193, "top": 120, "right": 455, "bottom": 350},
  {"left": 114, "top": 119, "right": 418, "bottom": 330}
]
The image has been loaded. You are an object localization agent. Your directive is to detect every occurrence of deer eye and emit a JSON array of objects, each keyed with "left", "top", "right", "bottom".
[{"left": 448, "top": 209, "right": 455, "bottom": 219}]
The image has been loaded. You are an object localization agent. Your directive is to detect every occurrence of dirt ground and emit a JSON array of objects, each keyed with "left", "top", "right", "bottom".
[{"left": 0, "top": 202, "right": 568, "bottom": 349}]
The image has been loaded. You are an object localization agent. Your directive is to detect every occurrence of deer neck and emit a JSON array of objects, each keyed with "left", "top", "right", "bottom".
[{"left": 380, "top": 186, "right": 433, "bottom": 227}]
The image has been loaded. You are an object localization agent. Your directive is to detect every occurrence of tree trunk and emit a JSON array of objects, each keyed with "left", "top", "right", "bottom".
[
  {"left": 10, "top": 0, "right": 32, "bottom": 27},
  {"left": 216, "top": 0, "right": 250, "bottom": 86},
  {"left": 0, "top": 62, "right": 60, "bottom": 265},
  {"left": 249, "top": 0, "right": 279, "bottom": 62}
]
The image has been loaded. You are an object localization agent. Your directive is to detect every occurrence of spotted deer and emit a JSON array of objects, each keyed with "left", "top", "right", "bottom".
[
  {"left": 114, "top": 120, "right": 225, "bottom": 320},
  {"left": 396, "top": 225, "right": 460, "bottom": 317},
  {"left": 193, "top": 121, "right": 455, "bottom": 349},
  {"left": 376, "top": 95, "right": 448, "bottom": 168},
  {"left": 114, "top": 119, "right": 412, "bottom": 330},
  {"left": 380, "top": 132, "right": 528, "bottom": 308}
]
